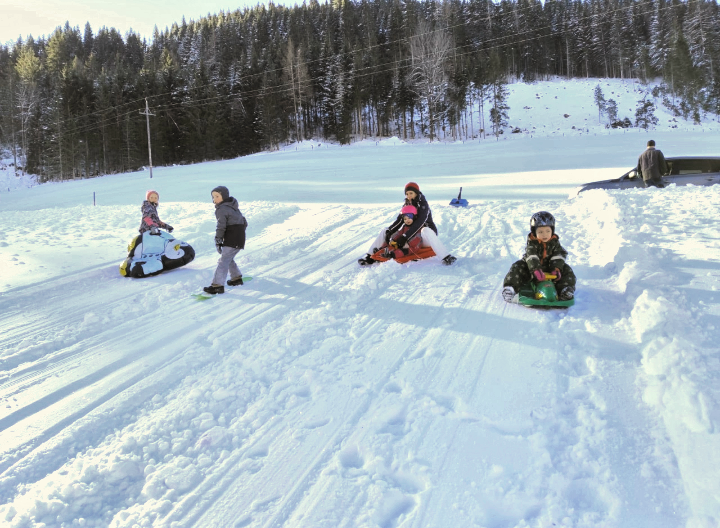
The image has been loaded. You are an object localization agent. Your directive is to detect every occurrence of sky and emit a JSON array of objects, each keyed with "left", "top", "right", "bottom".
[{"left": 0, "top": 0, "right": 305, "bottom": 45}]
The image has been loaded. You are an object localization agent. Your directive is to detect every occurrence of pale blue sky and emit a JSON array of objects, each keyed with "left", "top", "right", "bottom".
[{"left": 0, "top": 0, "right": 303, "bottom": 45}]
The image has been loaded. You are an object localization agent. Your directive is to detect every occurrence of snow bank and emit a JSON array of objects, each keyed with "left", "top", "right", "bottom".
[{"left": 1, "top": 183, "right": 718, "bottom": 526}]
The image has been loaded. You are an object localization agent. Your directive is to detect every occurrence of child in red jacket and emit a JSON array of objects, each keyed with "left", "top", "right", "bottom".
[{"left": 379, "top": 205, "right": 424, "bottom": 259}]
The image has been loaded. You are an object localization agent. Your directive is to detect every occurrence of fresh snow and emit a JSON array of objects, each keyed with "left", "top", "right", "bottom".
[{"left": 1, "top": 79, "right": 719, "bottom": 528}]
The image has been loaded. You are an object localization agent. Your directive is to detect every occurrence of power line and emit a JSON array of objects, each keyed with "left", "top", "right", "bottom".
[{"left": 12, "top": 0, "right": 705, "bottom": 140}]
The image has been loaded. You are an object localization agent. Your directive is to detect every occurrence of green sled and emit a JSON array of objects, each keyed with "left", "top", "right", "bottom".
[{"left": 518, "top": 279, "right": 574, "bottom": 308}]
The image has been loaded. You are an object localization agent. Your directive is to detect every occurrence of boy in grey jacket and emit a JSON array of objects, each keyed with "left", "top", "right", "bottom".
[{"left": 204, "top": 186, "right": 248, "bottom": 294}]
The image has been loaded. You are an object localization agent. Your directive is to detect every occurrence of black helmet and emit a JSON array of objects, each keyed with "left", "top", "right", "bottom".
[{"left": 530, "top": 211, "right": 555, "bottom": 234}]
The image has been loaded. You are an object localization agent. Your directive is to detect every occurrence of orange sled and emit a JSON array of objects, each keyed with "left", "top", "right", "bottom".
[{"left": 370, "top": 246, "right": 436, "bottom": 264}]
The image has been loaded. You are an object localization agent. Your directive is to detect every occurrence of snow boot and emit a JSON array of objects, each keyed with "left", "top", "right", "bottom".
[
  {"left": 559, "top": 286, "right": 575, "bottom": 301},
  {"left": 203, "top": 284, "right": 225, "bottom": 295},
  {"left": 358, "top": 254, "right": 376, "bottom": 266},
  {"left": 502, "top": 286, "right": 516, "bottom": 303},
  {"left": 382, "top": 247, "right": 396, "bottom": 259},
  {"left": 442, "top": 255, "right": 457, "bottom": 265},
  {"left": 227, "top": 276, "right": 244, "bottom": 286}
]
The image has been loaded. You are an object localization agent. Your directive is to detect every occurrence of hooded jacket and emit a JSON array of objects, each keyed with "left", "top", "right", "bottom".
[
  {"left": 386, "top": 191, "right": 437, "bottom": 242},
  {"left": 215, "top": 197, "right": 247, "bottom": 249},
  {"left": 523, "top": 233, "right": 568, "bottom": 273}
]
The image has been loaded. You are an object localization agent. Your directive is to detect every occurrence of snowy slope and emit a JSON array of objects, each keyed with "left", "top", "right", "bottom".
[{"left": 1, "top": 79, "right": 719, "bottom": 528}]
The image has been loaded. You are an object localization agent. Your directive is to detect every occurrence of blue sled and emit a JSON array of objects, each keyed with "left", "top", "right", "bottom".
[{"left": 449, "top": 187, "right": 469, "bottom": 207}]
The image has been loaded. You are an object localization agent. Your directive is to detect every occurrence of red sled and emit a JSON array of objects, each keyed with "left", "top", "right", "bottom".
[{"left": 370, "top": 246, "right": 436, "bottom": 264}]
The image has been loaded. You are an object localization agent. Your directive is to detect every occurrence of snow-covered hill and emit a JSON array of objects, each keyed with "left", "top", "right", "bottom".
[{"left": 0, "top": 79, "right": 719, "bottom": 528}]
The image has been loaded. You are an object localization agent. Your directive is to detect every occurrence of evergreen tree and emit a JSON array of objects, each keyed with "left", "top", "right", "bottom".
[
  {"left": 2, "top": 0, "right": 720, "bottom": 176},
  {"left": 635, "top": 96, "right": 659, "bottom": 128},
  {"left": 408, "top": 19, "right": 451, "bottom": 141},
  {"left": 606, "top": 98, "right": 619, "bottom": 122},
  {"left": 594, "top": 84, "right": 606, "bottom": 123},
  {"left": 13, "top": 44, "right": 41, "bottom": 168}
]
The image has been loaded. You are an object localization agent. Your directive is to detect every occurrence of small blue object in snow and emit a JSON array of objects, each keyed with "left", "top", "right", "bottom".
[{"left": 449, "top": 187, "right": 469, "bottom": 207}]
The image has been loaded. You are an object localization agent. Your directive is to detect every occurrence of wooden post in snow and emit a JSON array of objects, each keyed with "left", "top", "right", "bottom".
[{"left": 140, "top": 98, "right": 155, "bottom": 179}]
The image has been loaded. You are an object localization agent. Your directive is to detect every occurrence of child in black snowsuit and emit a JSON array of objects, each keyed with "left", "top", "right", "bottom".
[{"left": 502, "top": 211, "right": 576, "bottom": 302}]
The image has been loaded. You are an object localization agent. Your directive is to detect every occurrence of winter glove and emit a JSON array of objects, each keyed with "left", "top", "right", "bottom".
[
  {"left": 384, "top": 229, "right": 391, "bottom": 245},
  {"left": 150, "top": 226, "right": 160, "bottom": 235},
  {"left": 552, "top": 268, "right": 562, "bottom": 282},
  {"left": 215, "top": 237, "right": 223, "bottom": 254},
  {"left": 394, "top": 235, "right": 408, "bottom": 248},
  {"left": 532, "top": 269, "right": 546, "bottom": 282},
  {"left": 164, "top": 224, "right": 174, "bottom": 233}
]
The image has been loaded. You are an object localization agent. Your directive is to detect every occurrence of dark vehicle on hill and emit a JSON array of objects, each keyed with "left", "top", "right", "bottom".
[{"left": 576, "top": 157, "right": 720, "bottom": 193}]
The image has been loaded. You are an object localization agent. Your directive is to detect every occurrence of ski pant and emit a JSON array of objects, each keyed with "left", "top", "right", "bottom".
[
  {"left": 503, "top": 260, "right": 576, "bottom": 292},
  {"left": 366, "top": 227, "right": 450, "bottom": 259},
  {"left": 212, "top": 246, "right": 242, "bottom": 286}
]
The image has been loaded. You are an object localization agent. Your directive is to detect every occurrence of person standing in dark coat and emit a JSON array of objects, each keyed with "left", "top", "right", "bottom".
[
  {"left": 203, "top": 186, "right": 248, "bottom": 295},
  {"left": 637, "top": 139, "right": 668, "bottom": 188}
]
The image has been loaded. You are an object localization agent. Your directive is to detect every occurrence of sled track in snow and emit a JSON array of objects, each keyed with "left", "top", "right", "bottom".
[
  {"left": 0, "top": 270, "right": 342, "bottom": 499},
  {"left": 163, "top": 276, "right": 478, "bottom": 527},
  {"left": 2, "top": 205, "right": 604, "bottom": 527},
  {"left": 0, "top": 209, "right": 373, "bottom": 507}
]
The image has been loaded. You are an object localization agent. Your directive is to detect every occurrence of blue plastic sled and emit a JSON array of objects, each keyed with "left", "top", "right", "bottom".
[{"left": 449, "top": 187, "right": 469, "bottom": 207}]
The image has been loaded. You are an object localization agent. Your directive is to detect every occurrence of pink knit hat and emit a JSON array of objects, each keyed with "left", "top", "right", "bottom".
[
  {"left": 401, "top": 205, "right": 417, "bottom": 217},
  {"left": 146, "top": 190, "right": 159, "bottom": 201}
]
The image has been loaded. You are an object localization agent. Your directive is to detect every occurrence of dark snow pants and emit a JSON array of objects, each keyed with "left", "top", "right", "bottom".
[{"left": 503, "top": 260, "right": 576, "bottom": 292}]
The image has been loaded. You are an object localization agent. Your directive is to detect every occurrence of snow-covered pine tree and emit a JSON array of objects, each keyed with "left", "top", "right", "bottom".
[
  {"left": 635, "top": 96, "right": 659, "bottom": 129},
  {"left": 594, "top": 84, "right": 606, "bottom": 123}
]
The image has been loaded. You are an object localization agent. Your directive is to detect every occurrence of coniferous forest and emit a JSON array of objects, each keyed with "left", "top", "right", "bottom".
[{"left": 0, "top": 0, "right": 719, "bottom": 181}]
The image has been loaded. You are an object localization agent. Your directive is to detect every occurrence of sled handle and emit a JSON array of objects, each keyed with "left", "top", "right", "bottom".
[
  {"left": 544, "top": 273, "right": 557, "bottom": 280},
  {"left": 457, "top": 187, "right": 463, "bottom": 200}
]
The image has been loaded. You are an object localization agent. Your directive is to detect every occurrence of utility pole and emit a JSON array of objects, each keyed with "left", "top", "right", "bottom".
[
  {"left": 140, "top": 98, "right": 155, "bottom": 178},
  {"left": 10, "top": 76, "right": 17, "bottom": 178}
]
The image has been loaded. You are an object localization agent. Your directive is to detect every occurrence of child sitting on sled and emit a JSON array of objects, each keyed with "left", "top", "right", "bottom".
[
  {"left": 360, "top": 204, "right": 443, "bottom": 264},
  {"left": 501, "top": 211, "right": 576, "bottom": 302},
  {"left": 358, "top": 182, "right": 456, "bottom": 266},
  {"left": 139, "top": 190, "right": 174, "bottom": 234},
  {"left": 379, "top": 205, "right": 424, "bottom": 259}
]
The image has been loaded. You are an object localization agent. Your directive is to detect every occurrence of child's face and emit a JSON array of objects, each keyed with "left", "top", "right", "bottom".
[
  {"left": 405, "top": 190, "right": 417, "bottom": 201},
  {"left": 403, "top": 215, "right": 413, "bottom": 225},
  {"left": 148, "top": 192, "right": 159, "bottom": 204},
  {"left": 535, "top": 226, "right": 553, "bottom": 242},
  {"left": 211, "top": 191, "right": 223, "bottom": 205}
]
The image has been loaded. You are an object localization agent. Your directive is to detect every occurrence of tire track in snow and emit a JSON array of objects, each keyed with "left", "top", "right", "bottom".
[
  {"left": 0, "top": 209, "right": 377, "bottom": 503},
  {"left": 0, "top": 290, "right": 295, "bottom": 494},
  {"left": 0, "top": 206, "right": 372, "bottom": 407},
  {"left": 0, "top": 249, "right": 366, "bottom": 501},
  {"left": 177, "top": 283, "right": 465, "bottom": 528},
  {"left": 258, "top": 277, "right": 477, "bottom": 528},
  {"left": 156, "top": 210, "right": 470, "bottom": 526}
]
